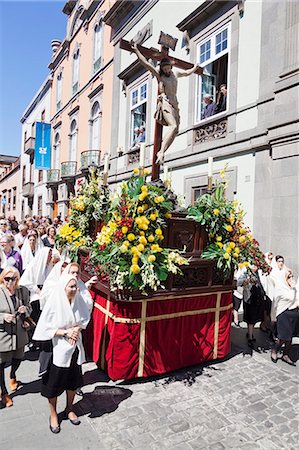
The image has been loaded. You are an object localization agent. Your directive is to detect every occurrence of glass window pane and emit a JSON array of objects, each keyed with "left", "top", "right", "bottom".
[
  {"left": 200, "top": 40, "right": 211, "bottom": 63},
  {"left": 215, "top": 29, "right": 228, "bottom": 54},
  {"left": 131, "top": 90, "right": 138, "bottom": 106},
  {"left": 140, "top": 84, "right": 147, "bottom": 101}
]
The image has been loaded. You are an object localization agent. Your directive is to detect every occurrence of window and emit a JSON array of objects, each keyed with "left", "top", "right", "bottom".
[
  {"left": 37, "top": 196, "right": 43, "bottom": 216},
  {"left": 196, "top": 24, "right": 230, "bottom": 123},
  {"left": 22, "top": 165, "right": 26, "bottom": 186},
  {"left": 130, "top": 82, "right": 148, "bottom": 147},
  {"left": 41, "top": 110, "right": 45, "bottom": 122},
  {"left": 72, "top": 49, "right": 80, "bottom": 95},
  {"left": 53, "top": 132, "right": 60, "bottom": 170},
  {"left": 56, "top": 73, "right": 62, "bottom": 111},
  {"left": 38, "top": 170, "right": 43, "bottom": 182},
  {"left": 13, "top": 188, "right": 16, "bottom": 210},
  {"left": 69, "top": 119, "right": 77, "bottom": 161},
  {"left": 192, "top": 186, "right": 208, "bottom": 204},
  {"left": 90, "top": 102, "right": 101, "bottom": 150},
  {"left": 93, "top": 22, "right": 103, "bottom": 73},
  {"left": 8, "top": 190, "right": 11, "bottom": 209}
]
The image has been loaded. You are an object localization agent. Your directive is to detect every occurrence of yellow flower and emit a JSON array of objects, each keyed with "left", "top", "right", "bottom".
[
  {"left": 233, "top": 252, "right": 239, "bottom": 258},
  {"left": 130, "top": 264, "right": 140, "bottom": 274},
  {"left": 148, "top": 255, "right": 156, "bottom": 263},
  {"left": 143, "top": 204, "right": 149, "bottom": 210},
  {"left": 223, "top": 253, "right": 230, "bottom": 260},
  {"left": 165, "top": 212, "right": 172, "bottom": 219},
  {"left": 225, "top": 247, "right": 232, "bottom": 254},
  {"left": 148, "top": 235, "right": 155, "bottom": 243},
  {"left": 216, "top": 236, "right": 222, "bottom": 242},
  {"left": 121, "top": 226, "right": 128, "bottom": 234},
  {"left": 150, "top": 213, "right": 157, "bottom": 221},
  {"left": 217, "top": 242, "right": 223, "bottom": 248},
  {"left": 141, "top": 185, "right": 148, "bottom": 192},
  {"left": 226, "top": 225, "right": 233, "bottom": 232},
  {"left": 66, "top": 236, "right": 73, "bottom": 243},
  {"left": 235, "top": 247, "right": 240, "bottom": 253},
  {"left": 238, "top": 263, "right": 244, "bottom": 269},
  {"left": 239, "top": 236, "right": 246, "bottom": 243},
  {"left": 213, "top": 209, "right": 220, "bottom": 216},
  {"left": 73, "top": 241, "right": 81, "bottom": 247},
  {"left": 127, "top": 233, "right": 135, "bottom": 242},
  {"left": 137, "top": 206, "right": 144, "bottom": 214},
  {"left": 158, "top": 234, "right": 164, "bottom": 241},
  {"left": 131, "top": 246, "right": 138, "bottom": 254},
  {"left": 120, "top": 245, "right": 128, "bottom": 253},
  {"left": 137, "top": 244, "right": 145, "bottom": 252},
  {"left": 133, "top": 168, "right": 139, "bottom": 174},
  {"left": 139, "top": 236, "right": 147, "bottom": 245},
  {"left": 132, "top": 256, "right": 139, "bottom": 264},
  {"left": 240, "top": 227, "right": 246, "bottom": 234},
  {"left": 144, "top": 169, "right": 150, "bottom": 175},
  {"left": 244, "top": 261, "right": 249, "bottom": 267},
  {"left": 229, "top": 242, "right": 236, "bottom": 249},
  {"left": 141, "top": 224, "right": 148, "bottom": 231},
  {"left": 72, "top": 230, "right": 81, "bottom": 239},
  {"left": 155, "top": 229, "right": 162, "bottom": 236},
  {"left": 123, "top": 240, "right": 130, "bottom": 247}
]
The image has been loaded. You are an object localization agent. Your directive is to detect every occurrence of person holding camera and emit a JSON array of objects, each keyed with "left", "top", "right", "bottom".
[
  {"left": 237, "top": 264, "right": 266, "bottom": 347},
  {"left": 0, "top": 267, "right": 31, "bottom": 407}
]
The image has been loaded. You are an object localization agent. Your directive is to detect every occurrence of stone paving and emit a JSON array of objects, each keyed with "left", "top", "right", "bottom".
[{"left": 0, "top": 325, "right": 298, "bottom": 450}]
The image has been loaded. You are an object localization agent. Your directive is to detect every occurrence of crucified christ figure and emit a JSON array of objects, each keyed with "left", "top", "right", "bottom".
[{"left": 131, "top": 42, "right": 199, "bottom": 164}]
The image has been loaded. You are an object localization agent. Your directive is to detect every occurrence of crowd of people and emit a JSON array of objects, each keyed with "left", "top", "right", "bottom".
[
  {"left": 0, "top": 213, "right": 298, "bottom": 434},
  {"left": 0, "top": 213, "right": 97, "bottom": 433},
  {"left": 233, "top": 252, "right": 299, "bottom": 365}
]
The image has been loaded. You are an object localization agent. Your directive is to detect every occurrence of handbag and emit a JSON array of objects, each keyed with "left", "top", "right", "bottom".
[{"left": 21, "top": 316, "right": 36, "bottom": 332}]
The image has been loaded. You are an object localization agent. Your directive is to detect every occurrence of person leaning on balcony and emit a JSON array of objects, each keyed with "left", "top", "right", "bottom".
[
  {"left": 0, "top": 267, "right": 31, "bottom": 408},
  {"left": 202, "top": 94, "right": 216, "bottom": 119},
  {"left": 215, "top": 84, "right": 227, "bottom": 113},
  {"left": 0, "top": 235, "right": 23, "bottom": 275},
  {"left": 14, "top": 224, "right": 28, "bottom": 251}
]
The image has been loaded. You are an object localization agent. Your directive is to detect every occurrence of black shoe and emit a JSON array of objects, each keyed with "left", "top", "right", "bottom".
[
  {"left": 64, "top": 410, "right": 81, "bottom": 426},
  {"left": 282, "top": 355, "right": 296, "bottom": 366},
  {"left": 247, "top": 339, "right": 254, "bottom": 348},
  {"left": 232, "top": 321, "right": 240, "bottom": 328},
  {"left": 49, "top": 417, "right": 60, "bottom": 434},
  {"left": 271, "top": 350, "right": 278, "bottom": 363}
]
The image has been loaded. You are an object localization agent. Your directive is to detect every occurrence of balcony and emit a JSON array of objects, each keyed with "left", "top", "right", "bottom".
[
  {"left": 80, "top": 150, "right": 101, "bottom": 170},
  {"left": 22, "top": 182, "right": 34, "bottom": 198},
  {"left": 47, "top": 169, "right": 60, "bottom": 184},
  {"left": 61, "top": 161, "right": 77, "bottom": 179},
  {"left": 24, "top": 137, "right": 35, "bottom": 155}
]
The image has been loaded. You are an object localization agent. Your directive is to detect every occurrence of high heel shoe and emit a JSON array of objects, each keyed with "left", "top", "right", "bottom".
[
  {"left": 49, "top": 416, "right": 60, "bottom": 434},
  {"left": 9, "top": 378, "right": 19, "bottom": 392},
  {"left": 271, "top": 350, "right": 278, "bottom": 363},
  {"left": 282, "top": 355, "right": 296, "bottom": 366}
]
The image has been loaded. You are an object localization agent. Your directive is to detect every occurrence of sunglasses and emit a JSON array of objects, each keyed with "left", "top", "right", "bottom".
[
  {"left": 4, "top": 277, "right": 17, "bottom": 282},
  {"left": 288, "top": 275, "right": 294, "bottom": 279},
  {"left": 0, "top": 223, "right": 7, "bottom": 226}
]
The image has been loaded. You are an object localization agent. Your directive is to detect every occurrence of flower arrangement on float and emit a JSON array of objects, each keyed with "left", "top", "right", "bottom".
[
  {"left": 90, "top": 169, "right": 189, "bottom": 295},
  {"left": 55, "top": 168, "right": 109, "bottom": 260},
  {"left": 187, "top": 166, "right": 270, "bottom": 278}
]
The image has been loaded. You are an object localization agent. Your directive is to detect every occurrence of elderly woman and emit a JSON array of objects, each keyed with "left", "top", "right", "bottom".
[
  {"left": 0, "top": 234, "right": 23, "bottom": 274},
  {"left": 33, "top": 275, "right": 91, "bottom": 433},
  {"left": 63, "top": 263, "right": 96, "bottom": 312},
  {"left": 270, "top": 271, "right": 299, "bottom": 365},
  {"left": 0, "top": 267, "right": 31, "bottom": 407}
]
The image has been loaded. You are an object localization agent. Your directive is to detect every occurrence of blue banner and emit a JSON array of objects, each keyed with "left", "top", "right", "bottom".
[{"left": 34, "top": 122, "right": 51, "bottom": 170}]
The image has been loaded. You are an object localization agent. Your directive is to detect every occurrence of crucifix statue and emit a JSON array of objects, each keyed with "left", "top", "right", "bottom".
[{"left": 120, "top": 32, "right": 202, "bottom": 180}]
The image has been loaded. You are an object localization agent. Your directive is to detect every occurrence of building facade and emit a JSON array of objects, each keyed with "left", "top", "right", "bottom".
[
  {"left": 20, "top": 78, "right": 51, "bottom": 219},
  {"left": 103, "top": 0, "right": 299, "bottom": 274},
  {"left": 47, "top": 0, "right": 114, "bottom": 219},
  {"left": 0, "top": 156, "right": 20, "bottom": 218}
]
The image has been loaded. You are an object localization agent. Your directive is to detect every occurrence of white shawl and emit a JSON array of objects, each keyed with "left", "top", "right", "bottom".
[
  {"left": 271, "top": 278, "right": 299, "bottom": 321},
  {"left": 39, "top": 261, "right": 65, "bottom": 310},
  {"left": 62, "top": 264, "right": 94, "bottom": 312},
  {"left": 19, "top": 247, "right": 53, "bottom": 302},
  {"left": 33, "top": 274, "right": 91, "bottom": 367},
  {"left": 20, "top": 237, "right": 42, "bottom": 268},
  {"left": 270, "top": 257, "right": 289, "bottom": 288},
  {"left": 0, "top": 247, "right": 7, "bottom": 269}
]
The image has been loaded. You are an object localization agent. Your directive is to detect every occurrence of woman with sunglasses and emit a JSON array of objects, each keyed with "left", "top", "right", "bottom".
[
  {"left": 0, "top": 267, "right": 31, "bottom": 407},
  {"left": 271, "top": 271, "right": 299, "bottom": 365}
]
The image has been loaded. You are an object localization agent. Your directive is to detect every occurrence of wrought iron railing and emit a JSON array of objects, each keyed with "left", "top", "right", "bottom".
[
  {"left": 80, "top": 150, "right": 101, "bottom": 169},
  {"left": 61, "top": 161, "right": 77, "bottom": 178}
]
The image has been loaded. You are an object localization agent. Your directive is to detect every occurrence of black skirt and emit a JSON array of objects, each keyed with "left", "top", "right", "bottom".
[
  {"left": 243, "top": 295, "right": 264, "bottom": 325},
  {"left": 41, "top": 348, "right": 83, "bottom": 398},
  {"left": 277, "top": 307, "right": 299, "bottom": 341}
]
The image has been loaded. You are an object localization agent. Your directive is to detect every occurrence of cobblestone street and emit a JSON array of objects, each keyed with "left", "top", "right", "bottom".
[{"left": 1, "top": 326, "right": 298, "bottom": 450}]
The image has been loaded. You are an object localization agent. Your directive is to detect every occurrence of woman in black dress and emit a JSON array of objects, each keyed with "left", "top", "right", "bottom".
[{"left": 238, "top": 265, "right": 265, "bottom": 347}]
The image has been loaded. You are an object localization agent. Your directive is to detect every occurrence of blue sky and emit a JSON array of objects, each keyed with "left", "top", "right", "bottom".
[{"left": 0, "top": 0, "right": 66, "bottom": 156}]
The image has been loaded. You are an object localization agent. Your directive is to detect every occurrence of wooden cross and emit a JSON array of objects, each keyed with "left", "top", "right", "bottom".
[{"left": 120, "top": 32, "right": 203, "bottom": 181}]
